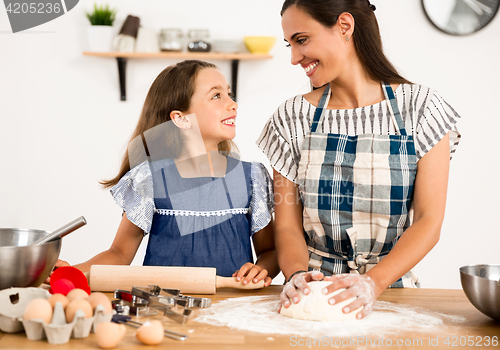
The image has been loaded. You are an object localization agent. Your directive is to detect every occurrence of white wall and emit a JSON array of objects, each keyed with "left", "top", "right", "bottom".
[{"left": 0, "top": 0, "right": 498, "bottom": 289}]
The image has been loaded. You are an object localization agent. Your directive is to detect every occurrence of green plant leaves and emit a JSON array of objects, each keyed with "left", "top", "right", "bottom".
[{"left": 86, "top": 3, "right": 116, "bottom": 26}]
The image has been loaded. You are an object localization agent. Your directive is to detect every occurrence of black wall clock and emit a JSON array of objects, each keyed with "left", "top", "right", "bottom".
[{"left": 422, "top": 0, "right": 500, "bottom": 35}]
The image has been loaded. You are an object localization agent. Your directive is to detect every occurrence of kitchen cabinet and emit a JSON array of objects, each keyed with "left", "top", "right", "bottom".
[
  {"left": 83, "top": 52, "right": 273, "bottom": 101},
  {"left": 1, "top": 286, "right": 499, "bottom": 349}
]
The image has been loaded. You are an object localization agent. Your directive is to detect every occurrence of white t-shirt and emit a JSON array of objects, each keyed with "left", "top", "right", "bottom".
[{"left": 257, "top": 84, "right": 461, "bottom": 184}]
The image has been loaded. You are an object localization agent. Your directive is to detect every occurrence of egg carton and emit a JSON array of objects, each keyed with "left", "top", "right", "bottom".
[
  {"left": 0, "top": 287, "right": 51, "bottom": 333},
  {"left": 21, "top": 302, "right": 114, "bottom": 344},
  {"left": 0, "top": 287, "right": 114, "bottom": 345}
]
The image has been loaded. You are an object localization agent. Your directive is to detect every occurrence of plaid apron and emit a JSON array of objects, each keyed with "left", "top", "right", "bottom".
[{"left": 298, "top": 83, "right": 419, "bottom": 288}]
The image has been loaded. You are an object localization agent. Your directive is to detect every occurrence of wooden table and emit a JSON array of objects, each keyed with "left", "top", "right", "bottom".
[{"left": 1, "top": 287, "right": 499, "bottom": 349}]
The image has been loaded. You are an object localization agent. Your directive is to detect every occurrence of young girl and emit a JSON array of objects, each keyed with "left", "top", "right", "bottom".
[{"left": 53, "top": 60, "right": 279, "bottom": 286}]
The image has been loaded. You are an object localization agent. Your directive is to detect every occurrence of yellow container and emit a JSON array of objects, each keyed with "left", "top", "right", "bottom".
[{"left": 244, "top": 36, "right": 276, "bottom": 54}]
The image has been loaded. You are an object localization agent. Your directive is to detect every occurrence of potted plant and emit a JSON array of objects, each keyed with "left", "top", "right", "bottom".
[{"left": 86, "top": 4, "right": 117, "bottom": 52}]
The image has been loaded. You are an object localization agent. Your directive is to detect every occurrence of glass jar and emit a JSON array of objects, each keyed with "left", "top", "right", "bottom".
[
  {"left": 187, "top": 29, "right": 211, "bottom": 53},
  {"left": 159, "top": 28, "right": 183, "bottom": 52}
]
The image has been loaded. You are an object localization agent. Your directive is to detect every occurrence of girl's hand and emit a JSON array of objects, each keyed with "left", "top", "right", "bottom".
[
  {"left": 44, "top": 259, "right": 71, "bottom": 284},
  {"left": 232, "top": 262, "right": 272, "bottom": 287},
  {"left": 280, "top": 270, "right": 324, "bottom": 310},
  {"left": 322, "top": 274, "right": 377, "bottom": 319}
]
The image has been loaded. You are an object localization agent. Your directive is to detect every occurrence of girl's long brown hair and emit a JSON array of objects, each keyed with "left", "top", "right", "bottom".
[
  {"left": 101, "top": 60, "right": 237, "bottom": 188},
  {"left": 281, "top": 0, "right": 412, "bottom": 85}
]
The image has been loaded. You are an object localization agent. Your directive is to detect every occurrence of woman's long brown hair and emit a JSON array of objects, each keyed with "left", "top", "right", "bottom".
[
  {"left": 101, "top": 60, "right": 237, "bottom": 188},
  {"left": 281, "top": 0, "right": 412, "bottom": 85}
]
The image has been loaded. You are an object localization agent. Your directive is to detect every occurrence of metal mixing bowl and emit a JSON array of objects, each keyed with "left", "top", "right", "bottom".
[
  {"left": 0, "top": 228, "right": 61, "bottom": 290},
  {"left": 460, "top": 264, "right": 500, "bottom": 320}
]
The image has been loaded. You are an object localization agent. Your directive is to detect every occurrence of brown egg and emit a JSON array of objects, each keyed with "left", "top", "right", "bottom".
[
  {"left": 135, "top": 320, "right": 164, "bottom": 345},
  {"left": 47, "top": 293, "right": 69, "bottom": 309},
  {"left": 87, "top": 292, "right": 112, "bottom": 313},
  {"left": 65, "top": 299, "right": 93, "bottom": 323},
  {"left": 95, "top": 322, "right": 126, "bottom": 349},
  {"left": 66, "top": 288, "right": 90, "bottom": 302},
  {"left": 23, "top": 298, "right": 53, "bottom": 324}
]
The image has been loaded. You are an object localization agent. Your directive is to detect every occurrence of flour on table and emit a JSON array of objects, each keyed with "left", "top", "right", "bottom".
[
  {"left": 196, "top": 295, "right": 465, "bottom": 338},
  {"left": 280, "top": 281, "right": 362, "bottom": 321}
]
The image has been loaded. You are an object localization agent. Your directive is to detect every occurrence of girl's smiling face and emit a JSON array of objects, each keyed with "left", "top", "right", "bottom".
[
  {"left": 186, "top": 68, "right": 237, "bottom": 151},
  {"left": 282, "top": 5, "right": 350, "bottom": 88}
]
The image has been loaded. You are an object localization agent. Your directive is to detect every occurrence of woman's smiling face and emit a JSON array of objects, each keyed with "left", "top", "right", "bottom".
[
  {"left": 282, "top": 5, "right": 349, "bottom": 88},
  {"left": 186, "top": 68, "right": 237, "bottom": 150}
]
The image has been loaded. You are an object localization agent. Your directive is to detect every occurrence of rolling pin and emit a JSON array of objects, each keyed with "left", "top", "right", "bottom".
[{"left": 89, "top": 265, "right": 265, "bottom": 294}]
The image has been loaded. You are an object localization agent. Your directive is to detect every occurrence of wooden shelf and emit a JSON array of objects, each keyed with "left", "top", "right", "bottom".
[
  {"left": 83, "top": 51, "right": 273, "bottom": 101},
  {"left": 83, "top": 51, "right": 272, "bottom": 60}
]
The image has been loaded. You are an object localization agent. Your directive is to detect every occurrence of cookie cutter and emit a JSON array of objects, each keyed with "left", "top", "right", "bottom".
[
  {"left": 175, "top": 294, "right": 212, "bottom": 308},
  {"left": 163, "top": 307, "right": 193, "bottom": 324},
  {"left": 132, "top": 285, "right": 212, "bottom": 309},
  {"left": 130, "top": 285, "right": 212, "bottom": 324},
  {"left": 114, "top": 289, "right": 149, "bottom": 305},
  {"left": 131, "top": 285, "right": 181, "bottom": 299},
  {"left": 112, "top": 289, "right": 158, "bottom": 316},
  {"left": 111, "top": 299, "right": 159, "bottom": 317}
]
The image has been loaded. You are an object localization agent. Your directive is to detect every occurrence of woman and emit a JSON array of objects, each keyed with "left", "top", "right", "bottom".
[{"left": 257, "top": 0, "right": 461, "bottom": 319}]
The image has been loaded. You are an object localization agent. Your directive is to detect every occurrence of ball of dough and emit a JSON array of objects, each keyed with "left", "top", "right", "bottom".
[{"left": 280, "top": 281, "right": 363, "bottom": 321}]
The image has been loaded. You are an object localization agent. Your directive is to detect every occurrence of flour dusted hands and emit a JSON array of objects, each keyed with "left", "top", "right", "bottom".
[
  {"left": 322, "top": 274, "right": 376, "bottom": 319},
  {"left": 280, "top": 270, "right": 324, "bottom": 309},
  {"left": 232, "top": 262, "right": 272, "bottom": 287}
]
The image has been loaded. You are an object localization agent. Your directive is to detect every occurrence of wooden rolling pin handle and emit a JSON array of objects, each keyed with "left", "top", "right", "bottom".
[{"left": 216, "top": 276, "right": 265, "bottom": 289}]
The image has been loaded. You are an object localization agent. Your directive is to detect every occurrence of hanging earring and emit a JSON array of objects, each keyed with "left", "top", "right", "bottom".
[{"left": 341, "top": 29, "right": 349, "bottom": 42}]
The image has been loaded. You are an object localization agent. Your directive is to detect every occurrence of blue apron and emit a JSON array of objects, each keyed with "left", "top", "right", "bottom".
[
  {"left": 143, "top": 156, "right": 253, "bottom": 277},
  {"left": 297, "top": 83, "right": 418, "bottom": 287}
]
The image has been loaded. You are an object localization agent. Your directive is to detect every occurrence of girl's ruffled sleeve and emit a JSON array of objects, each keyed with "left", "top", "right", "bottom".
[
  {"left": 248, "top": 162, "right": 274, "bottom": 235},
  {"left": 110, "top": 161, "right": 155, "bottom": 235}
]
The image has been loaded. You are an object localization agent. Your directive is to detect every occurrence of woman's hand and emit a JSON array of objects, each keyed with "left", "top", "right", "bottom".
[
  {"left": 280, "top": 270, "right": 324, "bottom": 310},
  {"left": 322, "top": 274, "right": 377, "bottom": 319},
  {"left": 43, "top": 259, "right": 71, "bottom": 284},
  {"left": 233, "top": 263, "right": 272, "bottom": 287}
]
